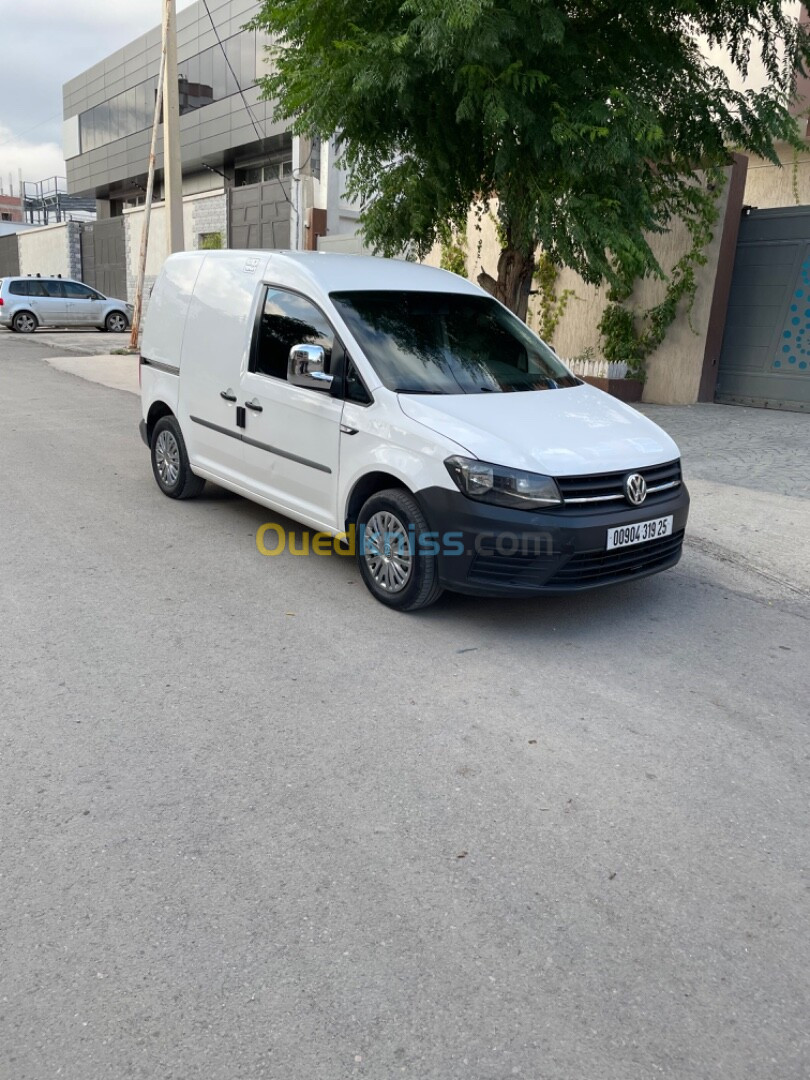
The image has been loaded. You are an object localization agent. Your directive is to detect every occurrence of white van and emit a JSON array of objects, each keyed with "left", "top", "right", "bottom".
[{"left": 139, "top": 251, "right": 689, "bottom": 610}]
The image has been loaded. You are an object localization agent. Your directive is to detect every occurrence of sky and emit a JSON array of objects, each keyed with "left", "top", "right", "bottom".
[{"left": 0, "top": 0, "right": 197, "bottom": 193}]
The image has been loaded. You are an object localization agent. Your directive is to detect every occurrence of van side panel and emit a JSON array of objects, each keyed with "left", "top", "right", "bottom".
[
  {"left": 141, "top": 253, "right": 204, "bottom": 369},
  {"left": 177, "top": 254, "right": 269, "bottom": 481},
  {"left": 179, "top": 254, "right": 269, "bottom": 374}
]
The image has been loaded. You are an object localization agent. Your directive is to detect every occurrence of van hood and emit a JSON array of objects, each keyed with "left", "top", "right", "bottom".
[{"left": 397, "top": 383, "right": 679, "bottom": 476}]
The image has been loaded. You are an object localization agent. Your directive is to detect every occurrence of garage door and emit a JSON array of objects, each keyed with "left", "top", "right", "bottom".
[{"left": 716, "top": 206, "right": 810, "bottom": 412}]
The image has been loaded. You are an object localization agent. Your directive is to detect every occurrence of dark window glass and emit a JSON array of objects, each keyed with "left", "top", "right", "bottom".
[
  {"left": 253, "top": 288, "right": 334, "bottom": 381},
  {"left": 62, "top": 281, "right": 95, "bottom": 299},
  {"left": 94, "top": 102, "right": 110, "bottom": 147},
  {"left": 134, "top": 82, "right": 148, "bottom": 131},
  {"left": 224, "top": 35, "right": 242, "bottom": 91},
  {"left": 197, "top": 47, "right": 213, "bottom": 101},
  {"left": 77, "top": 32, "right": 259, "bottom": 152},
  {"left": 123, "top": 87, "right": 137, "bottom": 137},
  {"left": 241, "top": 33, "right": 256, "bottom": 88},
  {"left": 42, "top": 280, "right": 65, "bottom": 298},
  {"left": 80, "top": 110, "right": 95, "bottom": 153},
  {"left": 27, "top": 280, "right": 48, "bottom": 297},
  {"left": 9, "top": 281, "right": 27, "bottom": 295},
  {"left": 330, "top": 292, "right": 580, "bottom": 394},
  {"left": 345, "top": 362, "right": 372, "bottom": 405},
  {"left": 211, "top": 43, "right": 228, "bottom": 99}
]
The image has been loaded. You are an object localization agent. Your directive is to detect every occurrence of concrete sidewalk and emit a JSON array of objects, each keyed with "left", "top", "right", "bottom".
[
  {"left": 45, "top": 352, "right": 139, "bottom": 395},
  {"left": 43, "top": 352, "right": 810, "bottom": 598}
]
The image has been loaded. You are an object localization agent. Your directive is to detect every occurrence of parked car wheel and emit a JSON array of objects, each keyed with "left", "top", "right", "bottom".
[
  {"left": 150, "top": 415, "right": 205, "bottom": 500},
  {"left": 356, "top": 489, "right": 444, "bottom": 611},
  {"left": 105, "top": 311, "right": 128, "bottom": 333},
  {"left": 12, "top": 311, "right": 38, "bottom": 334}
]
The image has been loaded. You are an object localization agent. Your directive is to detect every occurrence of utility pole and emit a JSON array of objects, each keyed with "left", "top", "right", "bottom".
[
  {"left": 163, "top": 0, "right": 184, "bottom": 254},
  {"left": 129, "top": 44, "right": 167, "bottom": 350}
]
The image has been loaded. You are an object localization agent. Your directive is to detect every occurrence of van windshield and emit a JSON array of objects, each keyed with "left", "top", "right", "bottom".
[{"left": 330, "top": 291, "right": 580, "bottom": 394}]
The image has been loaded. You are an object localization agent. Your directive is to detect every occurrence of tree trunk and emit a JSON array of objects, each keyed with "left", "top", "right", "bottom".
[{"left": 478, "top": 246, "right": 536, "bottom": 321}]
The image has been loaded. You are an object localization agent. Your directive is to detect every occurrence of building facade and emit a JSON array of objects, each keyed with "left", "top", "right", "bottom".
[{"left": 60, "top": 0, "right": 359, "bottom": 301}]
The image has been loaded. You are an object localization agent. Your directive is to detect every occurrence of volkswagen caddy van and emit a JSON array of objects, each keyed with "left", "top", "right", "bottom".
[{"left": 139, "top": 251, "right": 689, "bottom": 610}]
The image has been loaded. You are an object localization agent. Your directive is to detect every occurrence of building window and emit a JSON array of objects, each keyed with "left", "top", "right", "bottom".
[
  {"left": 77, "top": 31, "right": 257, "bottom": 154},
  {"left": 199, "top": 232, "right": 223, "bottom": 250},
  {"left": 1, "top": 213, "right": 11, "bottom": 221}
]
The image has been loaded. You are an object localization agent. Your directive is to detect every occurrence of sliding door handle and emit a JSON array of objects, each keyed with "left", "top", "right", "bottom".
[
  {"left": 244, "top": 399, "right": 263, "bottom": 412},
  {"left": 220, "top": 389, "right": 237, "bottom": 402}
]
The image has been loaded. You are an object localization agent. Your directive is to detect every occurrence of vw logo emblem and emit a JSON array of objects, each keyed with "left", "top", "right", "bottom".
[{"left": 624, "top": 473, "right": 647, "bottom": 506}]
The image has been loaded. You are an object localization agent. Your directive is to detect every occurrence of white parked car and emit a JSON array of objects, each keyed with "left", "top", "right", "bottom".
[
  {"left": 139, "top": 251, "right": 689, "bottom": 610},
  {"left": 0, "top": 276, "right": 132, "bottom": 333}
]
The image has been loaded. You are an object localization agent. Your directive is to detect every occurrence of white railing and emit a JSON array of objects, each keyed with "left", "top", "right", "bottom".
[{"left": 566, "top": 357, "right": 629, "bottom": 380}]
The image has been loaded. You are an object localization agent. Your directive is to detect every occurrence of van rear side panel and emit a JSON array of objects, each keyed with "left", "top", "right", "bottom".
[
  {"left": 179, "top": 253, "right": 268, "bottom": 376},
  {"left": 141, "top": 253, "right": 205, "bottom": 369}
]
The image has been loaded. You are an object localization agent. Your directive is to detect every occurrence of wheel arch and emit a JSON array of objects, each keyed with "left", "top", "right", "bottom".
[
  {"left": 344, "top": 470, "right": 412, "bottom": 532},
  {"left": 146, "top": 401, "right": 175, "bottom": 444}
]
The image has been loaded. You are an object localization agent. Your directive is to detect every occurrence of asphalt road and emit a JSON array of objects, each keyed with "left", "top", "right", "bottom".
[{"left": 1, "top": 334, "right": 808, "bottom": 1080}]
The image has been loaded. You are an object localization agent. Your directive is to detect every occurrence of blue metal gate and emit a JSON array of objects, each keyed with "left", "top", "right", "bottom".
[{"left": 716, "top": 206, "right": 810, "bottom": 411}]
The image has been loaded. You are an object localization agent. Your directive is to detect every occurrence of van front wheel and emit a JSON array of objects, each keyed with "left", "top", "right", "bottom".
[
  {"left": 150, "top": 416, "right": 205, "bottom": 500},
  {"left": 356, "top": 489, "right": 443, "bottom": 611}
]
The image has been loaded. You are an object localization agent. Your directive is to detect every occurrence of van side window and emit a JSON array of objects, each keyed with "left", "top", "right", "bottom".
[
  {"left": 42, "top": 280, "right": 65, "bottom": 298},
  {"left": 345, "top": 361, "right": 372, "bottom": 405},
  {"left": 252, "top": 287, "right": 333, "bottom": 381}
]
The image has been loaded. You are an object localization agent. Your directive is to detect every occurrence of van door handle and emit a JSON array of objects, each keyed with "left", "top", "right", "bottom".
[
  {"left": 220, "top": 389, "right": 237, "bottom": 402},
  {"left": 244, "top": 399, "right": 263, "bottom": 412}
]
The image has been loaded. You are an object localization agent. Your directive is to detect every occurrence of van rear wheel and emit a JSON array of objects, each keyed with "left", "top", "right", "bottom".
[
  {"left": 150, "top": 415, "right": 205, "bottom": 500},
  {"left": 356, "top": 489, "right": 443, "bottom": 611}
]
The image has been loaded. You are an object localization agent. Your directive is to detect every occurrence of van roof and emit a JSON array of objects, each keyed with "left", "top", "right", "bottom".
[{"left": 180, "top": 249, "right": 483, "bottom": 297}]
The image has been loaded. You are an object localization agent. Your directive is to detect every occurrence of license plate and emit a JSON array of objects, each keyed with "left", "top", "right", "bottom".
[{"left": 606, "top": 515, "right": 673, "bottom": 551}]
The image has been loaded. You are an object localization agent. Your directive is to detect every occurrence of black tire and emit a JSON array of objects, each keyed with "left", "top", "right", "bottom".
[
  {"left": 105, "top": 310, "right": 128, "bottom": 333},
  {"left": 12, "top": 311, "right": 37, "bottom": 334},
  {"left": 356, "top": 488, "right": 444, "bottom": 611},
  {"left": 150, "top": 415, "right": 205, "bottom": 500}
]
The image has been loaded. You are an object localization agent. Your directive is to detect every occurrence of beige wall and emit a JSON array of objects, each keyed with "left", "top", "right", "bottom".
[
  {"left": 17, "top": 222, "right": 71, "bottom": 279},
  {"left": 423, "top": 172, "right": 734, "bottom": 404},
  {"left": 744, "top": 144, "right": 810, "bottom": 208}
]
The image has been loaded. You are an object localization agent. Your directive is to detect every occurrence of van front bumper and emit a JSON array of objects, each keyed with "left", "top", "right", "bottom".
[{"left": 416, "top": 484, "right": 690, "bottom": 596}]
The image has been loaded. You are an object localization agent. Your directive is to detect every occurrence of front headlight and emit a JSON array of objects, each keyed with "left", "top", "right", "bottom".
[{"left": 445, "top": 456, "right": 561, "bottom": 510}]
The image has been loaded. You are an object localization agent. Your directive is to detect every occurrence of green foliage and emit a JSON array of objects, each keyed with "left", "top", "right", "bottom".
[
  {"left": 251, "top": 0, "right": 809, "bottom": 314},
  {"left": 532, "top": 252, "right": 575, "bottom": 344},
  {"left": 438, "top": 224, "right": 468, "bottom": 278},
  {"left": 598, "top": 179, "right": 721, "bottom": 380},
  {"left": 200, "top": 232, "right": 224, "bottom": 250}
]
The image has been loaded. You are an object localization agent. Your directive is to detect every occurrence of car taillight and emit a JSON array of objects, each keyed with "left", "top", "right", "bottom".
[{"left": 0, "top": 298, "right": 4, "bottom": 306}]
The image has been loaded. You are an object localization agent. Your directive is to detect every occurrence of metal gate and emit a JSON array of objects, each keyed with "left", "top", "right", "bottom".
[
  {"left": 80, "top": 218, "right": 127, "bottom": 300},
  {"left": 228, "top": 179, "right": 291, "bottom": 250},
  {"left": 716, "top": 206, "right": 810, "bottom": 411},
  {"left": 0, "top": 234, "right": 20, "bottom": 278}
]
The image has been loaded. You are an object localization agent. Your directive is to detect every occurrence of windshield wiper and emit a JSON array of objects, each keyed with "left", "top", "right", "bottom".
[{"left": 394, "top": 388, "right": 446, "bottom": 394}]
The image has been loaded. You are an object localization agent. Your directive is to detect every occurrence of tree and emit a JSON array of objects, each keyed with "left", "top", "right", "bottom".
[{"left": 252, "top": 0, "right": 809, "bottom": 318}]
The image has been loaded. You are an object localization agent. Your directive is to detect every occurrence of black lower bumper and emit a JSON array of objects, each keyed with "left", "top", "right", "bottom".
[{"left": 416, "top": 484, "right": 690, "bottom": 597}]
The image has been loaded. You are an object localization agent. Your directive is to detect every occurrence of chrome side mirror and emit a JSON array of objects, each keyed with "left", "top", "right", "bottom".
[{"left": 288, "top": 343, "right": 333, "bottom": 390}]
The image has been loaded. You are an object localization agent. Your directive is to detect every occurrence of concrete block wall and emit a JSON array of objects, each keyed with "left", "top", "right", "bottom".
[
  {"left": 67, "top": 221, "right": 83, "bottom": 281},
  {"left": 191, "top": 193, "right": 227, "bottom": 249}
]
